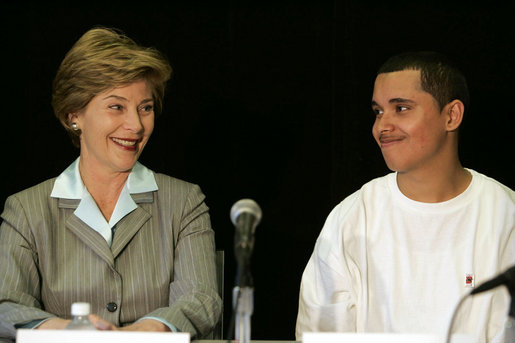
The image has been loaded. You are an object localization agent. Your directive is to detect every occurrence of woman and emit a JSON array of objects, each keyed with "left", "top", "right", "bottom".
[{"left": 0, "top": 27, "right": 221, "bottom": 340}]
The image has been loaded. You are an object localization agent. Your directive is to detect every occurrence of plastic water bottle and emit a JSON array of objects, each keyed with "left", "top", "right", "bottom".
[{"left": 65, "top": 302, "right": 96, "bottom": 330}]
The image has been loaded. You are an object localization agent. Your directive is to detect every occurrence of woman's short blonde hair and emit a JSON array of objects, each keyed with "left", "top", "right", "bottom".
[{"left": 52, "top": 27, "right": 172, "bottom": 147}]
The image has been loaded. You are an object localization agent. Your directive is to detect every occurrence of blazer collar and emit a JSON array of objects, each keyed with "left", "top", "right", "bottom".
[
  {"left": 65, "top": 204, "right": 152, "bottom": 265},
  {"left": 51, "top": 157, "right": 158, "bottom": 199},
  {"left": 58, "top": 192, "right": 154, "bottom": 209}
]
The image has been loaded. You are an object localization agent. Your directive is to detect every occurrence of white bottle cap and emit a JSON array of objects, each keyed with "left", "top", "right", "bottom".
[{"left": 71, "top": 302, "right": 91, "bottom": 316}]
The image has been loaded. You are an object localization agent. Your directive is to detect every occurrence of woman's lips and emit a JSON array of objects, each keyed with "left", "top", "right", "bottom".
[{"left": 111, "top": 137, "right": 138, "bottom": 151}]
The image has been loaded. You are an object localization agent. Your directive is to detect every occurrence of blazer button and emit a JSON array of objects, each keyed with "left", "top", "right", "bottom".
[{"left": 106, "top": 302, "right": 118, "bottom": 312}]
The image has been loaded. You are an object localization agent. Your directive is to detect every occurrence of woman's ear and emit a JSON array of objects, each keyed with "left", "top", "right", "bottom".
[
  {"left": 444, "top": 100, "right": 465, "bottom": 132},
  {"left": 67, "top": 112, "right": 80, "bottom": 131},
  {"left": 67, "top": 112, "right": 78, "bottom": 123}
]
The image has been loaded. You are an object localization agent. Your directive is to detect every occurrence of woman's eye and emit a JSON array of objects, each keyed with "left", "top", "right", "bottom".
[
  {"left": 109, "top": 104, "right": 123, "bottom": 110},
  {"left": 140, "top": 104, "right": 154, "bottom": 113}
]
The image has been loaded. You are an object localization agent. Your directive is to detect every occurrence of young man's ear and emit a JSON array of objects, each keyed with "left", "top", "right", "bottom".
[{"left": 444, "top": 100, "right": 465, "bottom": 132}]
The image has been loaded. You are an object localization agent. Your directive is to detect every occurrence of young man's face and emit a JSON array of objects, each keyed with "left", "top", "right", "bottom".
[{"left": 371, "top": 70, "right": 451, "bottom": 174}]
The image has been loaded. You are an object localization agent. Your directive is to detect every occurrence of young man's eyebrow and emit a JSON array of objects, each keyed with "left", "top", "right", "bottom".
[
  {"left": 371, "top": 98, "right": 416, "bottom": 108},
  {"left": 389, "top": 98, "right": 415, "bottom": 104}
]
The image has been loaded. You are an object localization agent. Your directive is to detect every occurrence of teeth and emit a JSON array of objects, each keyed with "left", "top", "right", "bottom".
[{"left": 112, "top": 138, "right": 137, "bottom": 146}]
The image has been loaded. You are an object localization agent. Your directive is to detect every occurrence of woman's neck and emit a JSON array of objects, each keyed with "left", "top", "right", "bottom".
[{"left": 78, "top": 159, "right": 130, "bottom": 221}]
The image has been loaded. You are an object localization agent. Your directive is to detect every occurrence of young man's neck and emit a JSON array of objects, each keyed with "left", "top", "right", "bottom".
[{"left": 396, "top": 162, "right": 472, "bottom": 203}]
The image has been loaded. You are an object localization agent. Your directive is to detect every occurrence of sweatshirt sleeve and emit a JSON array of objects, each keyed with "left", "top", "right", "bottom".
[{"left": 296, "top": 192, "right": 362, "bottom": 340}]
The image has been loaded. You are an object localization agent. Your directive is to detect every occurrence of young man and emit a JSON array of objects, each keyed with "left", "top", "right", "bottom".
[{"left": 296, "top": 51, "right": 514, "bottom": 342}]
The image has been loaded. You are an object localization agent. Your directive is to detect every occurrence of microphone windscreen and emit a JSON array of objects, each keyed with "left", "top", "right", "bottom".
[{"left": 230, "top": 199, "right": 262, "bottom": 226}]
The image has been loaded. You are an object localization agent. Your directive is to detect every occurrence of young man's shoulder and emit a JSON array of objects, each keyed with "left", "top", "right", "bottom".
[
  {"left": 344, "top": 173, "right": 394, "bottom": 201},
  {"left": 468, "top": 169, "right": 514, "bottom": 201},
  {"left": 330, "top": 173, "right": 394, "bottom": 218}
]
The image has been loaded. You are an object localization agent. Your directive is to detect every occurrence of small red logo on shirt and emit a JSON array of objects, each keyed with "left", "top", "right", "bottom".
[{"left": 465, "top": 273, "right": 474, "bottom": 288}]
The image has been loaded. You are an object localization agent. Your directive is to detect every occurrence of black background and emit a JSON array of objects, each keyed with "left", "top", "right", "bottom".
[{"left": 1, "top": 1, "right": 513, "bottom": 340}]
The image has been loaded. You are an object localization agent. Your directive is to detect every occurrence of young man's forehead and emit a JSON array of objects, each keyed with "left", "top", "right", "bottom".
[{"left": 374, "top": 70, "right": 425, "bottom": 95}]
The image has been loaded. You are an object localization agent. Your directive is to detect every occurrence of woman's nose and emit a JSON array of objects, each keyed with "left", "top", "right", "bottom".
[{"left": 124, "top": 108, "right": 144, "bottom": 133}]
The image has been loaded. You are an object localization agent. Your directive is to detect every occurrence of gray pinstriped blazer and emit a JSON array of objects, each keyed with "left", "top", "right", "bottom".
[{"left": 0, "top": 173, "right": 221, "bottom": 341}]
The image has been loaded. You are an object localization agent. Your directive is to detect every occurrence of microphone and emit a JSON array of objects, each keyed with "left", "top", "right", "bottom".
[
  {"left": 470, "top": 265, "right": 515, "bottom": 295},
  {"left": 231, "top": 199, "right": 262, "bottom": 258},
  {"left": 446, "top": 265, "right": 515, "bottom": 343},
  {"left": 471, "top": 265, "right": 515, "bottom": 319},
  {"left": 230, "top": 199, "right": 262, "bottom": 287}
]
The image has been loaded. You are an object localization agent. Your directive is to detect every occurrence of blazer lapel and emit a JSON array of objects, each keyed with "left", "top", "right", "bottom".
[
  {"left": 59, "top": 191, "right": 154, "bottom": 262},
  {"left": 65, "top": 213, "right": 115, "bottom": 267},
  {"left": 111, "top": 205, "right": 151, "bottom": 258}
]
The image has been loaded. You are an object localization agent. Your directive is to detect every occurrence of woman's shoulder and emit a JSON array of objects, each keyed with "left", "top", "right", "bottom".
[
  {"left": 153, "top": 173, "right": 196, "bottom": 189},
  {"left": 7, "top": 177, "right": 57, "bottom": 203},
  {"left": 2, "top": 178, "right": 58, "bottom": 223},
  {"left": 152, "top": 173, "right": 205, "bottom": 199}
]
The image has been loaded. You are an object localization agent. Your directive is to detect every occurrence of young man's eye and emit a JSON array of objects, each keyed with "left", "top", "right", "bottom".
[
  {"left": 372, "top": 108, "right": 384, "bottom": 116},
  {"left": 396, "top": 106, "right": 409, "bottom": 112}
]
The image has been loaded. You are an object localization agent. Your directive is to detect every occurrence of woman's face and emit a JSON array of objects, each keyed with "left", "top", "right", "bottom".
[{"left": 71, "top": 79, "right": 155, "bottom": 175}]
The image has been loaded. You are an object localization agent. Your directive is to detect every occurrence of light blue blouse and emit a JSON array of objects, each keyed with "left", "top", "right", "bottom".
[{"left": 50, "top": 157, "right": 158, "bottom": 246}]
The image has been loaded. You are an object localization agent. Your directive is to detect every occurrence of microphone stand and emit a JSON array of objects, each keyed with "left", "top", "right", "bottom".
[
  {"left": 233, "top": 286, "right": 253, "bottom": 343},
  {"left": 233, "top": 247, "right": 254, "bottom": 343},
  {"left": 230, "top": 199, "right": 261, "bottom": 343}
]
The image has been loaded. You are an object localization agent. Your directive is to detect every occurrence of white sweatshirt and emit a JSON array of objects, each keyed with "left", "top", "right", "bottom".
[{"left": 296, "top": 169, "right": 514, "bottom": 343}]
